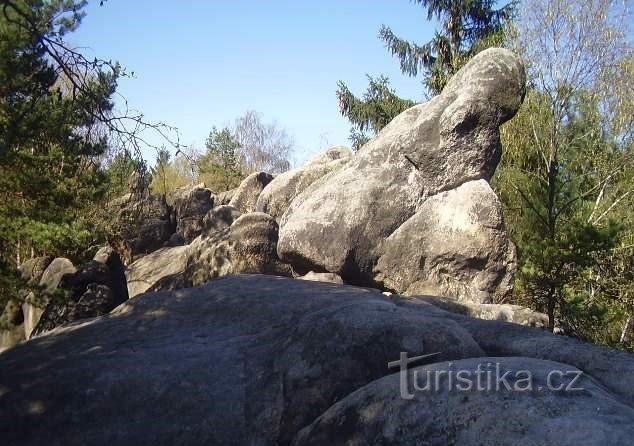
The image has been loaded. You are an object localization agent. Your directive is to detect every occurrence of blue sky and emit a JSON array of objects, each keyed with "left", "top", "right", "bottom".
[{"left": 72, "top": 0, "right": 438, "bottom": 165}]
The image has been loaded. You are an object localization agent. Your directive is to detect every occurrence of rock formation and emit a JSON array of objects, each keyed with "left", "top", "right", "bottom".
[
  {"left": 278, "top": 48, "right": 524, "bottom": 302},
  {"left": 229, "top": 171, "right": 274, "bottom": 213},
  {"left": 110, "top": 192, "right": 175, "bottom": 262},
  {"left": 125, "top": 211, "right": 290, "bottom": 296},
  {"left": 0, "top": 275, "right": 632, "bottom": 445},
  {"left": 255, "top": 145, "right": 352, "bottom": 221},
  {"left": 374, "top": 179, "right": 516, "bottom": 302},
  {"left": 2, "top": 48, "right": 633, "bottom": 445},
  {"left": 169, "top": 183, "right": 215, "bottom": 242},
  {"left": 0, "top": 249, "right": 129, "bottom": 351}
]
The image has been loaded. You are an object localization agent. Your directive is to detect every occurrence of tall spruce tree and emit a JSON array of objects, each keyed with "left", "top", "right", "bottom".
[{"left": 337, "top": 0, "right": 515, "bottom": 149}]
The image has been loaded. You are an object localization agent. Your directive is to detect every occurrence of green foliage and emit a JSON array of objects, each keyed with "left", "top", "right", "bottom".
[
  {"left": 493, "top": 0, "right": 633, "bottom": 347},
  {"left": 198, "top": 126, "right": 244, "bottom": 192},
  {"left": 197, "top": 112, "right": 293, "bottom": 185},
  {"left": 0, "top": 0, "right": 119, "bottom": 312},
  {"left": 150, "top": 147, "right": 196, "bottom": 197},
  {"left": 380, "top": 0, "right": 516, "bottom": 95},
  {"left": 104, "top": 150, "right": 149, "bottom": 198},
  {"left": 494, "top": 89, "right": 633, "bottom": 339},
  {"left": 336, "top": 76, "right": 415, "bottom": 150},
  {"left": 337, "top": 0, "right": 514, "bottom": 149}
]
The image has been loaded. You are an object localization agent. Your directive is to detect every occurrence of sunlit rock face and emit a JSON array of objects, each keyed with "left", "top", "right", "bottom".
[
  {"left": 278, "top": 48, "right": 525, "bottom": 302},
  {"left": 255, "top": 145, "right": 352, "bottom": 222}
]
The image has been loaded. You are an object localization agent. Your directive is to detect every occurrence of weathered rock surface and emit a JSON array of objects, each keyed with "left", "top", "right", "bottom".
[
  {"left": 169, "top": 212, "right": 290, "bottom": 289},
  {"left": 34, "top": 259, "right": 129, "bottom": 336},
  {"left": 125, "top": 245, "right": 190, "bottom": 298},
  {"left": 374, "top": 180, "right": 516, "bottom": 302},
  {"left": 20, "top": 249, "right": 130, "bottom": 338},
  {"left": 0, "top": 275, "right": 632, "bottom": 446},
  {"left": 413, "top": 294, "right": 548, "bottom": 328},
  {"left": 278, "top": 48, "right": 525, "bottom": 298},
  {"left": 110, "top": 192, "right": 175, "bottom": 262},
  {"left": 169, "top": 184, "right": 214, "bottom": 242},
  {"left": 229, "top": 171, "right": 273, "bottom": 213},
  {"left": 298, "top": 271, "right": 344, "bottom": 284},
  {"left": 18, "top": 256, "right": 53, "bottom": 285},
  {"left": 256, "top": 146, "right": 352, "bottom": 221},
  {"left": 130, "top": 212, "right": 290, "bottom": 295},
  {"left": 202, "top": 204, "right": 242, "bottom": 233},
  {"left": 0, "top": 257, "right": 54, "bottom": 352},
  {"left": 294, "top": 357, "right": 634, "bottom": 445},
  {"left": 22, "top": 257, "right": 76, "bottom": 339},
  {"left": 0, "top": 300, "right": 25, "bottom": 353},
  {"left": 215, "top": 187, "right": 236, "bottom": 205},
  {"left": 393, "top": 293, "right": 634, "bottom": 404},
  {"left": 93, "top": 246, "right": 129, "bottom": 303}
]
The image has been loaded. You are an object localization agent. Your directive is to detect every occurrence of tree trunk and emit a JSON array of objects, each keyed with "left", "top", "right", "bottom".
[
  {"left": 547, "top": 289, "right": 556, "bottom": 333},
  {"left": 621, "top": 315, "right": 632, "bottom": 344}
]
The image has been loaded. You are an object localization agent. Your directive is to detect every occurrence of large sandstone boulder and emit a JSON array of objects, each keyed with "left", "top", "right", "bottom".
[
  {"left": 130, "top": 212, "right": 290, "bottom": 296},
  {"left": 22, "top": 257, "right": 76, "bottom": 339},
  {"left": 255, "top": 146, "right": 352, "bottom": 221},
  {"left": 110, "top": 192, "right": 175, "bottom": 262},
  {"left": 169, "top": 184, "right": 214, "bottom": 242},
  {"left": 374, "top": 180, "right": 516, "bottom": 302},
  {"left": 278, "top": 48, "right": 525, "bottom": 300},
  {"left": 165, "top": 212, "right": 290, "bottom": 290},
  {"left": 413, "top": 294, "right": 548, "bottom": 328},
  {"left": 125, "top": 245, "right": 190, "bottom": 298},
  {"left": 294, "top": 357, "right": 634, "bottom": 445},
  {"left": 202, "top": 204, "right": 242, "bottom": 233},
  {"left": 0, "top": 275, "right": 632, "bottom": 445},
  {"left": 25, "top": 249, "right": 130, "bottom": 338},
  {"left": 229, "top": 171, "right": 273, "bottom": 213}
]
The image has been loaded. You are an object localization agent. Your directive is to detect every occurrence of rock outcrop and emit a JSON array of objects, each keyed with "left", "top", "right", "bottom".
[
  {"left": 229, "top": 171, "right": 274, "bottom": 213},
  {"left": 278, "top": 48, "right": 525, "bottom": 302},
  {"left": 169, "top": 184, "right": 214, "bottom": 242},
  {"left": 294, "top": 357, "right": 634, "bottom": 445},
  {"left": 127, "top": 212, "right": 290, "bottom": 296},
  {"left": 29, "top": 250, "right": 129, "bottom": 337},
  {"left": 18, "top": 256, "right": 53, "bottom": 285},
  {"left": 255, "top": 146, "right": 352, "bottom": 221},
  {"left": 110, "top": 192, "right": 175, "bottom": 262},
  {"left": 125, "top": 245, "right": 190, "bottom": 298},
  {"left": 22, "top": 257, "right": 76, "bottom": 339},
  {"left": 0, "top": 275, "right": 632, "bottom": 445},
  {"left": 374, "top": 179, "right": 516, "bottom": 302},
  {"left": 1, "top": 249, "right": 131, "bottom": 349},
  {"left": 404, "top": 294, "right": 548, "bottom": 328},
  {"left": 202, "top": 204, "right": 242, "bottom": 233}
]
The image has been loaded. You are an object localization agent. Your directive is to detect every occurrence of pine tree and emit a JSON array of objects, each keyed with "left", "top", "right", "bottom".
[
  {"left": 337, "top": 0, "right": 515, "bottom": 149},
  {"left": 0, "top": 0, "right": 119, "bottom": 310},
  {"left": 198, "top": 126, "right": 244, "bottom": 192}
]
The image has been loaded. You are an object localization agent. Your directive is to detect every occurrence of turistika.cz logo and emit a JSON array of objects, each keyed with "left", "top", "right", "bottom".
[{"left": 388, "top": 352, "right": 585, "bottom": 400}]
